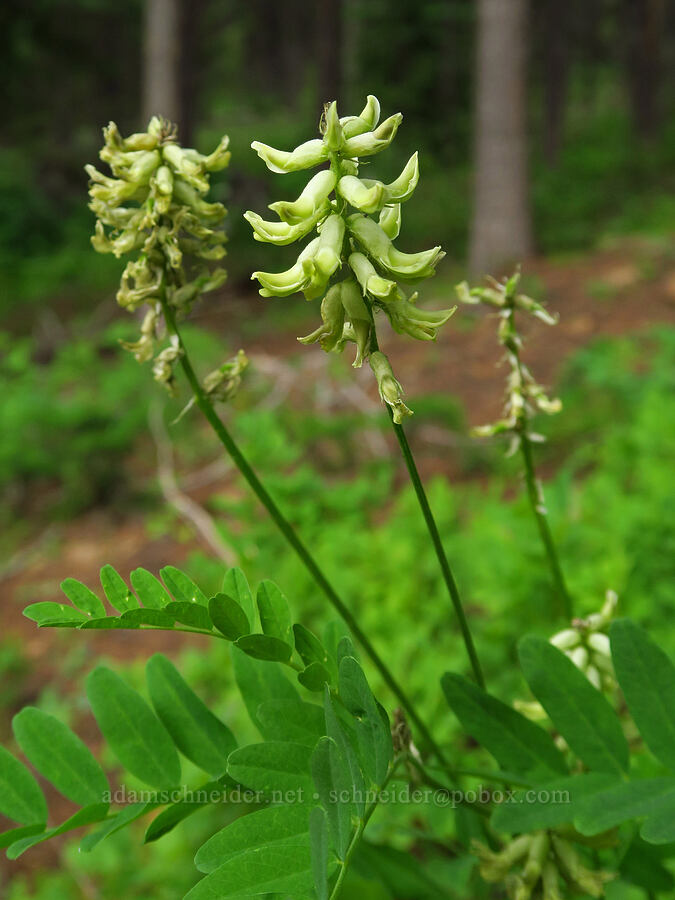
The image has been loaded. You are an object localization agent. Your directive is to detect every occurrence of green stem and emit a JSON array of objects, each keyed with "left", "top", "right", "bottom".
[
  {"left": 365, "top": 315, "right": 484, "bottom": 689},
  {"left": 518, "top": 427, "right": 573, "bottom": 620},
  {"left": 158, "top": 297, "right": 452, "bottom": 773}
]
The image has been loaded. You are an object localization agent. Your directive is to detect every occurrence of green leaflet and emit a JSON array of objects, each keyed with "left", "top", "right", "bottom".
[
  {"left": 256, "top": 580, "right": 292, "bottom": 644},
  {"left": 309, "top": 806, "right": 330, "bottom": 900},
  {"left": 164, "top": 600, "right": 212, "bottom": 630},
  {"left": 13, "top": 707, "right": 108, "bottom": 807},
  {"left": 80, "top": 802, "right": 157, "bottom": 853},
  {"left": 144, "top": 780, "right": 227, "bottom": 843},
  {"left": 209, "top": 592, "right": 250, "bottom": 640},
  {"left": 227, "top": 741, "right": 315, "bottom": 799},
  {"left": 575, "top": 778, "right": 675, "bottom": 835},
  {"left": 293, "top": 623, "right": 330, "bottom": 669},
  {"left": 7, "top": 803, "right": 110, "bottom": 859},
  {"left": 130, "top": 567, "right": 172, "bottom": 608},
  {"left": 324, "top": 690, "right": 365, "bottom": 819},
  {"left": 640, "top": 800, "right": 675, "bottom": 844},
  {"left": 235, "top": 633, "right": 293, "bottom": 663},
  {"left": 0, "top": 824, "right": 44, "bottom": 851},
  {"left": 312, "top": 736, "right": 354, "bottom": 859},
  {"left": 232, "top": 646, "right": 300, "bottom": 734},
  {"left": 195, "top": 803, "right": 311, "bottom": 873},
  {"left": 161, "top": 565, "right": 208, "bottom": 605},
  {"left": 610, "top": 619, "right": 675, "bottom": 771},
  {"left": 100, "top": 564, "right": 138, "bottom": 611},
  {"left": 23, "top": 601, "right": 89, "bottom": 627},
  {"left": 60, "top": 577, "right": 106, "bottom": 617},
  {"left": 338, "top": 656, "right": 392, "bottom": 788},
  {"left": 298, "top": 662, "right": 332, "bottom": 692},
  {"left": 518, "top": 636, "right": 629, "bottom": 775},
  {"left": 0, "top": 746, "right": 47, "bottom": 825},
  {"left": 619, "top": 836, "right": 675, "bottom": 892},
  {"left": 146, "top": 654, "right": 237, "bottom": 777},
  {"left": 87, "top": 666, "right": 181, "bottom": 789},
  {"left": 441, "top": 672, "right": 567, "bottom": 777},
  {"left": 256, "top": 699, "right": 326, "bottom": 746},
  {"left": 222, "top": 567, "right": 256, "bottom": 627},
  {"left": 491, "top": 773, "right": 617, "bottom": 833}
]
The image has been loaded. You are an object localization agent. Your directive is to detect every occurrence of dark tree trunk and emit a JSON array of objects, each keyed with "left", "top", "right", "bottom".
[
  {"left": 542, "top": 0, "right": 570, "bottom": 166},
  {"left": 316, "top": 0, "right": 343, "bottom": 107},
  {"left": 469, "top": 0, "right": 533, "bottom": 275},
  {"left": 622, "top": 0, "right": 665, "bottom": 141},
  {"left": 142, "top": 0, "right": 181, "bottom": 125},
  {"left": 178, "top": 0, "right": 206, "bottom": 144}
]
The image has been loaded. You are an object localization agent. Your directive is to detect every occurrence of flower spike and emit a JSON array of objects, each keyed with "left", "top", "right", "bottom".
[{"left": 247, "top": 96, "right": 452, "bottom": 419}]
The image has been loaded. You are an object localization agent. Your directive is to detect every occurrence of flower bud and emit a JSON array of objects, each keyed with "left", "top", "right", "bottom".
[
  {"left": 568, "top": 646, "right": 589, "bottom": 670},
  {"left": 251, "top": 138, "right": 328, "bottom": 174},
  {"left": 369, "top": 351, "right": 413, "bottom": 421},
  {"left": 320, "top": 101, "right": 344, "bottom": 152},
  {"left": 340, "top": 95, "right": 381, "bottom": 138},
  {"left": 551, "top": 835, "right": 612, "bottom": 897},
  {"left": 587, "top": 633, "right": 610, "bottom": 656},
  {"left": 269, "top": 170, "right": 336, "bottom": 224},
  {"left": 378, "top": 204, "right": 401, "bottom": 240},
  {"left": 343, "top": 113, "right": 403, "bottom": 158},
  {"left": 541, "top": 860, "right": 563, "bottom": 900},
  {"left": 550, "top": 628, "right": 580, "bottom": 651}
]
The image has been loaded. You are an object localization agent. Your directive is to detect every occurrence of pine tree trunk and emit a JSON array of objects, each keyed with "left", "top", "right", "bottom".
[
  {"left": 316, "top": 0, "right": 343, "bottom": 107},
  {"left": 142, "top": 0, "right": 181, "bottom": 125},
  {"left": 469, "top": 0, "right": 533, "bottom": 275}
]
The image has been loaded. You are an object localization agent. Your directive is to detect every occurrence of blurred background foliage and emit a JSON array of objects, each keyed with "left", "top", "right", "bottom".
[{"left": 1, "top": 0, "right": 675, "bottom": 897}]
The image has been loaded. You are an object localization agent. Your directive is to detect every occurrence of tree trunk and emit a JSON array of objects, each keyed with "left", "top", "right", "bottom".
[
  {"left": 622, "top": 0, "right": 665, "bottom": 141},
  {"left": 469, "top": 0, "right": 533, "bottom": 276},
  {"left": 142, "top": 0, "right": 181, "bottom": 126},
  {"left": 316, "top": 0, "right": 343, "bottom": 107},
  {"left": 542, "top": 0, "right": 569, "bottom": 166}
]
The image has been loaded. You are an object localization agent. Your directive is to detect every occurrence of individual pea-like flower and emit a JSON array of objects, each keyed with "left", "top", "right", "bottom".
[
  {"left": 87, "top": 117, "right": 230, "bottom": 393},
  {"left": 202, "top": 349, "right": 249, "bottom": 403},
  {"left": 473, "top": 829, "right": 614, "bottom": 899},
  {"left": 457, "top": 269, "right": 561, "bottom": 453},
  {"left": 246, "top": 95, "right": 453, "bottom": 420},
  {"left": 369, "top": 351, "right": 412, "bottom": 423},
  {"left": 515, "top": 591, "right": 619, "bottom": 727}
]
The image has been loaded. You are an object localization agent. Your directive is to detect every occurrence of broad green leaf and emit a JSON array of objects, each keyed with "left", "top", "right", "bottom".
[
  {"left": 130, "top": 567, "right": 172, "bottom": 608},
  {"left": 0, "top": 824, "right": 44, "bottom": 851},
  {"left": 23, "top": 601, "right": 89, "bottom": 628},
  {"left": 620, "top": 836, "right": 675, "bottom": 891},
  {"left": 294, "top": 624, "right": 329, "bottom": 668},
  {"left": 195, "top": 803, "right": 310, "bottom": 873},
  {"left": 312, "top": 736, "right": 353, "bottom": 858},
  {"left": 324, "top": 690, "right": 365, "bottom": 818},
  {"left": 87, "top": 666, "right": 181, "bottom": 789},
  {"left": 338, "top": 656, "right": 392, "bottom": 787},
  {"left": 13, "top": 707, "right": 108, "bottom": 806},
  {"left": 441, "top": 672, "right": 567, "bottom": 777},
  {"left": 235, "top": 633, "right": 293, "bottom": 663},
  {"left": 80, "top": 802, "right": 156, "bottom": 852},
  {"left": 146, "top": 654, "right": 236, "bottom": 777},
  {"left": 299, "top": 662, "right": 331, "bottom": 692},
  {"left": 256, "top": 700, "right": 325, "bottom": 746},
  {"left": 80, "top": 616, "right": 127, "bottom": 630},
  {"left": 161, "top": 565, "right": 208, "bottom": 605},
  {"left": 145, "top": 780, "right": 226, "bottom": 843},
  {"left": 164, "top": 601, "right": 212, "bottom": 631},
  {"left": 223, "top": 567, "right": 255, "bottom": 628},
  {"left": 209, "top": 593, "right": 250, "bottom": 640},
  {"left": 100, "top": 565, "right": 138, "bottom": 611},
  {"left": 7, "top": 803, "right": 109, "bottom": 859},
  {"left": 610, "top": 619, "right": 675, "bottom": 771},
  {"left": 256, "top": 580, "right": 292, "bottom": 644},
  {"left": 120, "top": 607, "right": 175, "bottom": 628},
  {"left": 0, "top": 746, "right": 47, "bottom": 825},
  {"left": 60, "top": 577, "right": 106, "bottom": 617},
  {"left": 491, "top": 773, "right": 617, "bottom": 833},
  {"left": 518, "top": 636, "right": 629, "bottom": 774},
  {"left": 641, "top": 801, "right": 675, "bottom": 844},
  {"left": 575, "top": 778, "right": 675, "bottom": 835},
  {"left": 232, "top": 646, "right": 300, "bottom": 734},
  {"left": 309, "top": 806, "right": 329, "bottom": 900},
  {"left": 227, "top": 741, "right": 314, "bottom": 799}
]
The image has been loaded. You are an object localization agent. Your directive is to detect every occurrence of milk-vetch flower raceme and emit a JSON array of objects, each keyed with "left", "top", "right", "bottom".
[
  {"left": 456, "top": 270, "right": 561, "bottom": 454},
  {"left": 87, "top": 117, "right": 240, "bottom": 396},
  {"left": 247, "top": 96, "right": 454, "bottom": 421}
]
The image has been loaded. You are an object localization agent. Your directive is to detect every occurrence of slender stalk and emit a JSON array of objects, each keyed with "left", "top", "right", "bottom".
[
  {"left": 518, "top": 425, "right": 572, "bottom": 620},
  {"left": 158, "top": 297, "right": 452, "bottom": 772},
  {"left": 365, "top": 314, "right": 485, "bottom": 689}
]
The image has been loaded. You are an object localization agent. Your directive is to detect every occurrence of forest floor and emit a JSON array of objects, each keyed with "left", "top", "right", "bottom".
[{"left": 2, "top": 238, "right": 675, "bottom": 877}]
